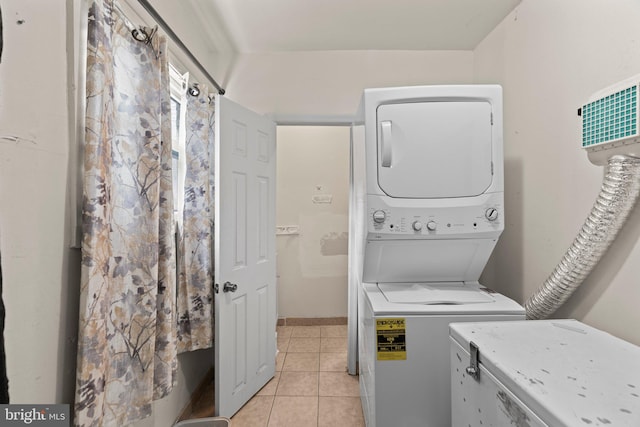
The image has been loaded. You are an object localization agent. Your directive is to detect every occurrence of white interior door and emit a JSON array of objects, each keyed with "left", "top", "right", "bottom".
[{"left": 214, "top": 96, "right": 277, "bottom": 418}]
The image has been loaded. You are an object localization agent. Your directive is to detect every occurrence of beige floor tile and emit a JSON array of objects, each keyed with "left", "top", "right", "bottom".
[
  {"left": 320, "top": 337, "right": 347, "bottom": 352},
  {"left": 282, "top": 352, "right": 320, "bottom": 372},
  {"left": 277, "top": 336, "right": 290, "bottom": 353},
  {"left": 319, "top": 352, "right": 347, "bottom": 372},
  {"left": 287, "top": 337, "right": 321, "bottom": 352},
  {"left": 319, "top": 372, "right": 360, "bottom": 397},
  {"left": 318, "top": 396, "right": 365, "bottom": 427},
  {"left": 277, "top": 325, "right": 293, "bottom": 338},
  {"left": 230, "top": 395, "right": 274, "bottom": 427},
  {"left": 276, "top": 371, "right": 319, "bottom": 396},
  {"left": 268, "top": 396, "right": 318, "bottom": 427},
  {"left": 291, "top": 325, "right": 321, "bottom": 337},
  {"left": 320, "top": 325, "right": 348, "bottom": 337},
  {"left": 257, "top": 371, "right": 280, "bottom": 396},
  {"left": 276, "top": 351, "right": 286, "bottom": 372}
]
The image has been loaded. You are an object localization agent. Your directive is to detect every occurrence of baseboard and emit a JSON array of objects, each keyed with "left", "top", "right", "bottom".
[
  {"left": 176, "top": 367, "right": 215, "bottom": 422},
  {"left": 277, "top": 317, "right": 347, "bottom": 326}
]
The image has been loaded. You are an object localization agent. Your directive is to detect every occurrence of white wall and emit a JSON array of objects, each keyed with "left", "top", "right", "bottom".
[
  {"left": 276, "top": 126, "right": 350, "bottom": 318},
  {"left": 474, "top": 0, "right": 640, "bottom": 345},
  {"left": 0, "top": 1, "right": 211, "bottom": 425},
  {"left": 1, "top": 0, "right": 79, "bottom": 404},
  {"left": 224, "top": 51, "right": 474, "bottom": 116}
]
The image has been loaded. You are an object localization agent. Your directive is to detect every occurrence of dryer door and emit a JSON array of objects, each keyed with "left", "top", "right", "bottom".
[{"left": 376, "top": 101, "right": 493, "bottom": 198}]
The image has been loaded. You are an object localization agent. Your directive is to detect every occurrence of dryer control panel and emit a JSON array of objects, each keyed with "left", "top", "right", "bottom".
[{"left": 366, "top": 193, "right": 503, "bottom": 240}]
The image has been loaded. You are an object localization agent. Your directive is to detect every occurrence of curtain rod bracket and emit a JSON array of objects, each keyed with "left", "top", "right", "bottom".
[{"left": 136, "top": 0, "right": 226, "bottom": 96}]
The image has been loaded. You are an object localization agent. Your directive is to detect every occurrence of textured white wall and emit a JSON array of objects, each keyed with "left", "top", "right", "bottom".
[
  {"left": 0, "top": 0, "right": 79, "bottom": 404},
  {"left": 475, "top": 0, "right": 640, "bottom": 345}
]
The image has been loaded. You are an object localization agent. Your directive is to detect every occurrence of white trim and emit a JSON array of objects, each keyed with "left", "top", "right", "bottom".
[
  {"left": 268, "top": 114, "right": 356, "bottom": 126},
  {"left": 67, "top": 0, "right": 90, "bottom": 249},
  {"left": 169, "top": 63, "right": 188, "bottom": 96}
]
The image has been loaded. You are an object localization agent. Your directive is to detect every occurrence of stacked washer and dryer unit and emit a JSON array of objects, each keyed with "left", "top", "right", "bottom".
[{"left": 349, "top": 85, "right": 525, "bottom": 427}]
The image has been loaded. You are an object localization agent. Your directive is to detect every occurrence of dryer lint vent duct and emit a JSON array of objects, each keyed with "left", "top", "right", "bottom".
[
  {"left": 526, "top": 75, "right": 640, "bottom": 319},
  {"left": 525, "top": 155, "right": 640, "bottom": 319}
]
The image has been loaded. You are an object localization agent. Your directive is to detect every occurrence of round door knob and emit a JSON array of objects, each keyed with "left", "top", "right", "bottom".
[
  {"left": 373, "top": 210, "right": 386, "bottom": 224},
  {"left": 223, "top": 282, "right": 238, "bottom": 293},
  {"left": 412, "top": 221, "right": 423, "bottom": 231},
  {"left": 426, "top": 221, "right": 437, "bottom": 231},
  {"left": 485, "top": 208, "right": 499, "bottom": 221}
]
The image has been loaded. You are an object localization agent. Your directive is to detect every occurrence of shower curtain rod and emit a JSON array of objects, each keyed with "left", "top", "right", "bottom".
[{"left": 135, "top": 0, "right": 226, "bottom": 95}]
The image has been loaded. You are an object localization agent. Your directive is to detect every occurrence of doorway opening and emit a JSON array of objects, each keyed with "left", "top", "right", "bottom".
[{"left": 275, "top": 126, "right": 351, "bottom": 325}]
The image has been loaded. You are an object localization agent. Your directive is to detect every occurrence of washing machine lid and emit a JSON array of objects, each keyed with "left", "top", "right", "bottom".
[
  {"left": 378, "top": 282, "right": 494, "bottom": 305},
  {"left": 376, "top": 101, "right": 493, "bottom": 199},
  {"left": 363, "top": 282, "right": 525, "bottom": 316}
]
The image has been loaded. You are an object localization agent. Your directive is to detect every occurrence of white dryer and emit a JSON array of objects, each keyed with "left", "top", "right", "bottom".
[{"left": 348, "top": 85, "right": 525, "bottom": 427}]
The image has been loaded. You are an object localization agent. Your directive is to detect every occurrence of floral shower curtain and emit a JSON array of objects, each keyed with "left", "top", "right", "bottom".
[
  {"left": 176, "top": 88, "right": 215, "bottom": 352},
  {"left": 75, "top": 1, "right": 176, "bottom": 425}
]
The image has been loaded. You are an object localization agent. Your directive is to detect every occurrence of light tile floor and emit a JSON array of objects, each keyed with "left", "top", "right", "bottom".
[{"left": 229, "top": 324, "right": 364, "bottom": 427}]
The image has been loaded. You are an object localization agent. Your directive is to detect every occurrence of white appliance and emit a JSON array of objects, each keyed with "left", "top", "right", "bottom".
[
  {"left": 349, "top": 85, "right": 525, "bottom": 427},
  {"left": 450, "top": 319, "right": 640, "bottom": 426}
]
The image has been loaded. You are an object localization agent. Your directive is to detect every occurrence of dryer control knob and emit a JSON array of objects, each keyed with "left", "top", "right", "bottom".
[
  {"left": 485, "top": 208, "right": 499, "bottom": 221},
  {"left": 412, "top": 221, "right": 423, "bottom": 231},
  {"left": 373, "top": 210, "right": 386, "bottom": 224},
  {"left": 426, "top": 221, "right": 437, "bottom": 231}
]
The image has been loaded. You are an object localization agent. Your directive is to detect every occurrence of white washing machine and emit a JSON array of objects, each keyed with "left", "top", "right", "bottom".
[
  {"left": 348, "top": 85, "right": 525, "bottom": 427},
  {"left": 360, "top": 282, "right": 523, "bottom": 427}
]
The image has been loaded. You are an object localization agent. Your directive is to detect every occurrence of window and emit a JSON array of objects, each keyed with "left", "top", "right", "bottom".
[
  {"left": 170, "top": 97, "right": 181, "bottom": 211},
  {"left": 169, "top": 65, "right": 188, "bottom": 228}
]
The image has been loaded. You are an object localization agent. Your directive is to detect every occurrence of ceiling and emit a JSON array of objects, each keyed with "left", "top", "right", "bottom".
[{"left": 187, "top": 0, "right": 521, "bottom": 53}]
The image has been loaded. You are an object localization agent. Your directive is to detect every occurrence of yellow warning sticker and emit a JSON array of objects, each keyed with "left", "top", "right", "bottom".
[{"left": 376, "top": 318, "right": 406, "bottom": 361}]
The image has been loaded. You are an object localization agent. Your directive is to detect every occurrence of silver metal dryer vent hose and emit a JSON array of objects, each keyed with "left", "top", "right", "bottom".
[{"left": 525, "top": 155, "right": 640, "bottom": 320}]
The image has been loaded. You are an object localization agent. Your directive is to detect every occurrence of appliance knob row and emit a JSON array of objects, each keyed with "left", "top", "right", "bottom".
[
  {"left": 485, "top": 208, "right": 499, "bottom": 221},
  {"left": 412, "top": 220, "right": 438, "bottom": 231},
  {"left": 377, "top": 214, "right": 441, "bottom": 230},
  {"left": 373, "top": 210, "right": 387, "bottom": 224}
]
